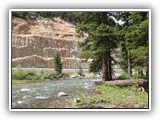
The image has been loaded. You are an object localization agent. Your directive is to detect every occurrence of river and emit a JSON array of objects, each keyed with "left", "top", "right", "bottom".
[{"left": 12, "top": 79, "right": 97, "bottom": 108}]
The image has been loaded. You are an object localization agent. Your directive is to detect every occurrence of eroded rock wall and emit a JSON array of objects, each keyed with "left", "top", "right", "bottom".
[{"left": 12, "top": 17, "right": 90, "bottom": 68}]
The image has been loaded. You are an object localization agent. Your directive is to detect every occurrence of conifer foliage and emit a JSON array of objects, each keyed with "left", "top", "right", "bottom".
[
  {"left": 75, "top": 12, "right": 118, "bottom": 81},
  {"left": 54, "top": 52, "right": 62, "bottom": 74},
  {"left": 117, "top": 12, "right": 149, "bottom": 77}
]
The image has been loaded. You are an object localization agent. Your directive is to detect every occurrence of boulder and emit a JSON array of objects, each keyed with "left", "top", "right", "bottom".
[
  {"left": 57, "top": 92, "right": 68, "bottom": 97},
  {"left": 70, "top": 74, "right": 78, "bottom": 78}
]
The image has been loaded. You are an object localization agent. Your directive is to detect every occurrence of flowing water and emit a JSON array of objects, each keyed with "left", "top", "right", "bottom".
[{"left": 12, "top": 79, "right": 97, "bottom": 108}]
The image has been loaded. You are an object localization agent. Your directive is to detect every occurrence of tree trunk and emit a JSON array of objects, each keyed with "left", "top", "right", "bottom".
[
  {"left": 95, "top": 79, "right": 148, "bottom": 90},
  {"left": 102, "top": 56, "right": 109, "bottom": 81},
  {"left": 127, "top": 52, "right": 132, "bottom": 76},
  {"left": 108, "top": 50, "right": 112, "bottom": 80},
  {"left": 140, "top": 70, "right": 143, "bottom": 76},
  {"left": 108, "top": 60, "right": 112, "bottom": 80}
]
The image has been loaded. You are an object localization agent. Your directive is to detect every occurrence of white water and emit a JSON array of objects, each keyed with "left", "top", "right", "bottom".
[{"left": 12, "top": 79, "right": 96, "bottom": 108}]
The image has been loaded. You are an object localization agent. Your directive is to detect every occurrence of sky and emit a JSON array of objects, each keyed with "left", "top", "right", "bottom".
[{"left": 111, "top": 16, "right": 125, "bottom": 25}]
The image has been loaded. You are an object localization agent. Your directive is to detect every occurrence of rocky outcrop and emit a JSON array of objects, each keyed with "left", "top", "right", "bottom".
[{"left": 12, "top": 17, "right": 90, "bottom": 68}]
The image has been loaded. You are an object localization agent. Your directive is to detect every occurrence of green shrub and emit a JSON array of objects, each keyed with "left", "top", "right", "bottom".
[
  {"left": 42, "top": 72, "right": 57, "bottom": 80},
  {"left": 117, "top": 73, "right": 130, "bottom": 80},
  {"left": 12, "top": 69, "right": 28, "bottom": 80},
  {"left": 12, "top": 66, "right": 69, "bottom": 81},
  {"left": 30, "top": 75, "right": 41, "bottom": 80},
  {"left": 131, "top": 74, "right": 143, "bottom": 79},
  {"left": 12, "top": 66, "right": 41, "bottom": 80},
  {"left": 27, "top": 69, "right": 36, "bottom": 76},
  {"left": 117, "top": 73, "right": 146, "bottom": 80}
]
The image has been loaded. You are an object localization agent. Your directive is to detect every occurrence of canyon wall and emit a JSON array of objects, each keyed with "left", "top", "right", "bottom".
[{"left": 12, "top": 17, "right": 90, "bottom": 68}]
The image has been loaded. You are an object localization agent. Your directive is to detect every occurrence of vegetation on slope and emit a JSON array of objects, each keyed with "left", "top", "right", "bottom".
[{"left": 67, "top": 85, "right": 148, "bottom": 108}]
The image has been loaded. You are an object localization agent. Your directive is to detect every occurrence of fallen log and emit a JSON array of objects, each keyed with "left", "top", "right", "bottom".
[{"left": 95, "top": 79, "right": 148, "bottom": 90}]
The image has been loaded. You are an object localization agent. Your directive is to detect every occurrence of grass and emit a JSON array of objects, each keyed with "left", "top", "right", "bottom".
[
  {"left": 12, "top": 66, "right": 70, "bottom": 84},
  {"left": 68, "top": 85, "right": 148, "bottom": 108},
  {"left": 12, "top": 66, "right": 97, "bottom": 85},
  {"left": 116, "top": 73, "right": 148, "bottom": 80},
  {"left": 12, "top": 79, "right": 44, "bottom": 85}
]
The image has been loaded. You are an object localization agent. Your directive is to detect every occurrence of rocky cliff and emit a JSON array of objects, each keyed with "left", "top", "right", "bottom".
[{"left": 12, "top": 17, "right": 90, "bottom": 68}]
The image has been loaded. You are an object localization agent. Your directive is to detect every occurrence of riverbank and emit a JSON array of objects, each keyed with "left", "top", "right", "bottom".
[
  {"left": 12, "top": 67, "right": 101, "bottom": 85},
  {"left": 12, "top": 79, "right": 148, "bottom": 109},
  {"left": 19, "top": 84, "right": 148, "bottom": 109},
  {"left": 72, "top": 85, "right": 148, "bottom": 108}
]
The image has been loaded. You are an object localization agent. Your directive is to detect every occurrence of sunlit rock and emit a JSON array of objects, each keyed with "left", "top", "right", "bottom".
[
  {"left": 12, "top": 17, "right": 90, "bottom": 68},
  {"left": 58, "top": 92, "right": 68, "bottom": 97},
  {"left": 20, "top": 88, "right": 30, "bottom": 92}
]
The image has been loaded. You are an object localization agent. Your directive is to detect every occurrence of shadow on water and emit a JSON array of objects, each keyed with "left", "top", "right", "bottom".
[{"left": 12, "top": 79, "right": 97, "bottom": 108}]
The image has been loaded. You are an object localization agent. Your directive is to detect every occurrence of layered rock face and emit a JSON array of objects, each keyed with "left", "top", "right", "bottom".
[{"left": 12, "top": 17, "right": 90, "bottom": 68}]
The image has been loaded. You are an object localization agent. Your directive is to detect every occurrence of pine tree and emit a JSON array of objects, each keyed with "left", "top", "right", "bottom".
[
  {"left": 54, "top": 53, "right": 62, "bottom": 74},
  {"left": 117, "top": 12, "right": 149, "bottom": 77},
  {"left": 76, "top": 12, "right": 118, "bottom": 81}
]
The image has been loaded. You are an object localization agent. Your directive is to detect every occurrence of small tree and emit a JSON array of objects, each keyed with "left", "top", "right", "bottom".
[
  {"left": 54, "top": 52, "right": 62, "bottom": 74},
  {"left": 77, "top": 66, "right": 83, "bottom": 76}
]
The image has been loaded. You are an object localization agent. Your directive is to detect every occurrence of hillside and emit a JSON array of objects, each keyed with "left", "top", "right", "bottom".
[{"left": 12, "top": 17, "right": 90, "bottom": 68}]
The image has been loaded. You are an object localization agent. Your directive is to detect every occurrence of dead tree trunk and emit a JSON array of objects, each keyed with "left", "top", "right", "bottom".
[{"left": 95, "top": 79, "right": 148, "bottom": 89}]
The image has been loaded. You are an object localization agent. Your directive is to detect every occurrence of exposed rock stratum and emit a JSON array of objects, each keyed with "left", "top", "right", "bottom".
[{"left": 12, "top": 17, "right": 90, "bottom": 68}]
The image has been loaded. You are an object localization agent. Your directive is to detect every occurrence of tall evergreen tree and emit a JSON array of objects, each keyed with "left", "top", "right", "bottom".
[
  {"left": 117, "top": 12, "right": 149, "bottom": 77},
  {"left": 75, "top": 12, "right": 118, "bottom": 81},
  {"left": 54, "top": 52, "right": 62, "bottom": 74}
]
